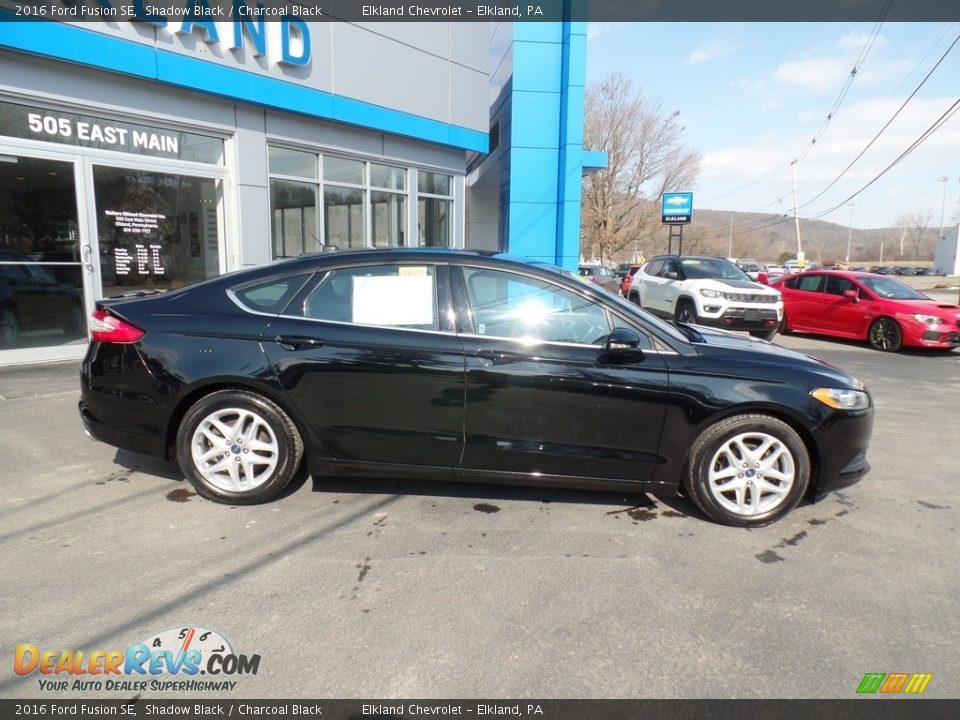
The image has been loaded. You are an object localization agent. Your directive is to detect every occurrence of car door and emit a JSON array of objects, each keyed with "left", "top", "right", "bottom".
[
  {"left": 452, "top": 264, "right": 669, "bottom": 482},
  {"left": 260, "top": 261, "right": 466, "bottom": 469},
  {"left": 781, "top": 274, "right": 825, "bottom": 332},
  {"left": 820, "top": 275, "right": 867, "bottom": 336}
]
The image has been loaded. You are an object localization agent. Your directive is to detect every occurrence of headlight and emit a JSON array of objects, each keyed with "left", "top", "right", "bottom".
[
  {"left": 912, "top": 314, "right": 941, "bottom": 325},
  {"left": 811, "top": 387, "right": 870, "bottom": 411},
  {"left": 698, "top": 288, "right": 722, "bottom": 298}
]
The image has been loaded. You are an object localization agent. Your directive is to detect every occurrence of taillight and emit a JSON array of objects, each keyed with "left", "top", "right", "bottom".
[{"left": 89, "top": 309, "right": 145, "bottom": 344}]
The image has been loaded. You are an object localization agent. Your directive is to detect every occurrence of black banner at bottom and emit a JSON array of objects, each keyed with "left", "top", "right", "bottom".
[{"left": 3, "top": 699, "right": 960, "bottom": 720}]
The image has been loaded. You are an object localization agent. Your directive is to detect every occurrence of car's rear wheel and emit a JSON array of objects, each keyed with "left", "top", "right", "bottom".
[
  {"left": 675, "top": 299, "right": 698, "bottom": 324},
  {"left": 0, "top": 306, "right": 18, "bottom": 347},
  {"left": 628, "top": 290, "right": 642, "bottom": 306},
  {"left": 684, "top": 414, "right": 809, "bottom": 527},
  {"left": 176, "top": 389, "right": 303, "bottom": 504},
  {"left": 868, "top": 317, "right": 903, "bottom": 352}
]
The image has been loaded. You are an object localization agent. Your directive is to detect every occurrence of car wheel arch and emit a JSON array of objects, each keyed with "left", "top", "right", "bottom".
[
  {"left": 683, "top": 403, "right": 822, "bottom": 498},
  {"left": 164, "top": 378, "right": 317, "bottom": 461}
]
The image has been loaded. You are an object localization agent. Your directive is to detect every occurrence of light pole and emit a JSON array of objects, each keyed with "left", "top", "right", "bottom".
[
  {"left": 846, "top": 203, "right": 854, "bottom": 265},
  {"left": 937, "top": 176, "right": 949, "bottom": 239},
  {"left": 790, "top": 160, "right": 803, "bottom": 266}
]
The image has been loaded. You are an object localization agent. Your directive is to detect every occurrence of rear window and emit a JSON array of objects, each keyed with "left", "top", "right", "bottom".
[{"left": 233, "top": 274, "right": 313, "bottom": 314}]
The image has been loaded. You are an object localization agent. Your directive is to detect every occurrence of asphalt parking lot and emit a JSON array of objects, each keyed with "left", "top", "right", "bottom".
[{"left": 1, "top": 326, "right": 957, "bottom": 700}]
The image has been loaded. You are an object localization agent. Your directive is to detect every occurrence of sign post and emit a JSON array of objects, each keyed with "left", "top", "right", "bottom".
[{"left": 661, "top": 192, "right": 693, "bottom": 255}]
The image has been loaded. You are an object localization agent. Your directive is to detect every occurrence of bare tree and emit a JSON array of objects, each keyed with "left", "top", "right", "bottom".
[
  {"left": 897, "top": 211, "right": 934, "bottom": 260},
  {"left": 581, "top": 72, "right": 701, "bottom": 263}
]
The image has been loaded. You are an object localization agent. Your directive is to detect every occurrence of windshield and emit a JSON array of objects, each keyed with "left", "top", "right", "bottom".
[
  {"left": 860, "top": 276, "right": 930, "bottom": 300},
  {"left": 681, "top": 258, "right": 752, "bottom": 281}
]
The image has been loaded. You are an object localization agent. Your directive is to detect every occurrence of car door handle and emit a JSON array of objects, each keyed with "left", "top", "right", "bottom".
[
  {"left": 476, "top": 349, "right": 526, "bottom": 365},
  {"left": 275, "top": 335, "right": 326, "bottom": 351}
]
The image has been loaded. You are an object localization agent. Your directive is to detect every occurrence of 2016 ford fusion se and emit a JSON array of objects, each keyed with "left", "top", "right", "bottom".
[{"left": 79, "top": 249, "right": 873, "bottom": 526}]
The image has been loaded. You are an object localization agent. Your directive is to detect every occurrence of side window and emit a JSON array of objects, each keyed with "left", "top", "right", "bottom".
[
  {"left": 233, "top": 274, "right": 313, "bottom": 314},
  {"left": 796, "top": 275, "right": 824, "bottom": 292},
  {"left": 824, "top": 276, "right": 854, "bottom": 296},
  {"left": 645, "top": 259, "right": 664, "bottom": 277},
  {"left": 661, "top": 259, "right": 680, "bottom": 279},
  {"left": 302, "top": 263, "right": 438, "bottom": 330},
  {"left": 784, "top": 276, "right": 799, "bottom": 289},
  {"left": 462, "top": 267, "right": 611, "bottom": 346}
]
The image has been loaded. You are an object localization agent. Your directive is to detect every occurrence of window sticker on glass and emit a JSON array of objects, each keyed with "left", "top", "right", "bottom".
[
  {"left": 352, "top": 275, "right": 435, "bottom": 327},
  {"left": 398, "top": 266, "right": 428, "bottom": 277}
]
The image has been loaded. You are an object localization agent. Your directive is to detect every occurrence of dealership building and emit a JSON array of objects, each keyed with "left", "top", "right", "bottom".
[{"left": 0, "top": 16, "right": 602, "bottom": 365}]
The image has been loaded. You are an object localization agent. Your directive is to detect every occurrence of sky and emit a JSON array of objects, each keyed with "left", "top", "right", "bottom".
[{"left": 586, "top": 22, "right": 960, "bottom": 231}]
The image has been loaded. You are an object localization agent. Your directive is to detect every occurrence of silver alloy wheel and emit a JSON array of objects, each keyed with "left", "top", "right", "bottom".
[
  {"left": 706, "top": 431, "right": 795, "bottom": 516},
  {"left": 190, "top": 407, "right": 279, "bottom": 493}
]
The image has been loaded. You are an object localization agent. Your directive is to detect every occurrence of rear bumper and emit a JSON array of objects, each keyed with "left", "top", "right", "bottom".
[{"left": 79, "top": 400, "right": 167, "bottom": 458}]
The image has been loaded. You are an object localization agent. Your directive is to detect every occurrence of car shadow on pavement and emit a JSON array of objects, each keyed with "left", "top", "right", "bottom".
[{"left": 311, "top": 473, "right": 663, "bottom": 511}]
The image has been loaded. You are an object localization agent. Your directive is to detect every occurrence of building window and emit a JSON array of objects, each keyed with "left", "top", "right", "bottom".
[
  {"left": 268, "top": 146, "right": 454, "bottom": 258},
  {"left": 418, "top": 171, "right": 453, "bottom": 248}
]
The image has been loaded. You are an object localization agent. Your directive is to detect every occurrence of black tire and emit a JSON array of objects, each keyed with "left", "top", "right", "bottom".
[
  {"left": 868, "top": 317, "right": 903, "bottom": 352},
  {"left": 750, "top": 327, "right": 779, "bottom": 341},
  {"left": 675, "top": 299, "right": 698, "bottom": 324},
  {"left": 683, "top": 414, "right": 810, "bottom": 527},
  {"left": 0, "top": 306, "right": 18, "bottom": 347},
  {"left": 628, "top": 290, "right": 641, "bottom": 306},
  {"left": 175, "top": 389, "right": 304, "bottom": 504}
]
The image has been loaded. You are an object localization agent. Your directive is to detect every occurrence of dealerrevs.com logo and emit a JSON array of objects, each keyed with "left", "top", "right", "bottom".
[{"left": 14, "top": 626, "right": 260, "bottom": 693}]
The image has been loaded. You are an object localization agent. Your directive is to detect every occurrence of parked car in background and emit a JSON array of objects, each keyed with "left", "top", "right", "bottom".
[
  {"left": 737, "top": 258, "right": 760, "bottom": 280},
  {"left": 578, "top": 263, "right": 620, "bottom": 294},
  {"left": 614, "top": 263, "right": 633, "bottom": 279},
  {"left": 628, "top": 255, "right": 783, "bottom": 340},
  {"left": 868, "top": 266, "right": 895, "bottom": 275},
  {"left": 0, "top": 250, "right": 85, "bottom": 346},
  {"left": 769, "top": 270, "right": 960, "bottom": 352},
  {"left": 913, "top": 267, "right": 940, "bottom": 276},
  {"left": 619, "top": 263, "right": 643, "bottom": 297},
  {"left": 79, "top": 248, "right": 874, "bottom": 527}
]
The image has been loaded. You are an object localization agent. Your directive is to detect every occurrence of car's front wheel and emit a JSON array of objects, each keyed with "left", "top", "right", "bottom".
[
  {"left": 868, "top": 317, "right": 903, "bottom": 352},
  {"left": 176, "top": 389, "right": 304, "bottom": 504},
  {"left": 675, "top": 299, "right": 698, "bottom": 324},
  {"left": 684, "top": 414, "right": 810, "bottom": 527}
]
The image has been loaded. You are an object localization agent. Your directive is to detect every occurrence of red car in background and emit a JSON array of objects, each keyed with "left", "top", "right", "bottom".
[
  {"left": 620, "top": 264, "right": 643, "bottom": 297},
  {"left": 768, "top": 270, "right": 960, "bottom": 352}
]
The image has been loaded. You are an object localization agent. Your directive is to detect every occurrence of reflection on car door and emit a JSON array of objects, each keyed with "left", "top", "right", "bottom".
[
  {"left": 821, "top": 276, "right": 868, "bottom": 336},
  {"left": 453, "top": 265, "right": 669, "bottom": 483},
  {"left": 261, "top": 262, "right": 466, "bottom": 469}
]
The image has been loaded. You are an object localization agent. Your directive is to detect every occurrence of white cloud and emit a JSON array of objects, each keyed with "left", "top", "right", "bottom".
[
  {"left": 687, "top": 37, "right": 741, "bottom": 65},
  {"left": 587, "top": 22, "right": 625, "bottom": 42},
  {"left": 773, "top": 56, "right": 852, "bottom": 92},
  {"left": 838, "top": 31, "right": 889, "bottom": 51}
]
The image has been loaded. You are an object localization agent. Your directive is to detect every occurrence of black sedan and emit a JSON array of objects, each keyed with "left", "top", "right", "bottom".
[{"left": 79, "top": 249, "right": 873, "bottom": 527}]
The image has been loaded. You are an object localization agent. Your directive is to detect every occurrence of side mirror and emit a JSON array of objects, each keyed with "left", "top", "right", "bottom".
[
  {"left": 843, "top": 289, "right": 859, "bottom": 303},
  {"left": 603, "top": 328, "right": 645, "bottom": 364}
]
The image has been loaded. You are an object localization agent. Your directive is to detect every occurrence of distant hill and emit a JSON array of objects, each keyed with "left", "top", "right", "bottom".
[{"left": 610, "top": 208, "right": 936, "bottom": 267}]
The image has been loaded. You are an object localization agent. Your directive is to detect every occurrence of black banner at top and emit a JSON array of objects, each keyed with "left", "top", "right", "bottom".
[{"left": 1, "top": 0, "right": 959, "bottom": 22}]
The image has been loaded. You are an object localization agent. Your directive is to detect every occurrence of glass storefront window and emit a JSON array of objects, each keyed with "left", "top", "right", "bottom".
[
  {"left": 324, "top": 156, "right": 364, "bottom": 185},
  {"left": 418, "top": 196, "right": 451, "bottom": 248},
  {"left": 93, "top": 166, "right": 222, "bottom": 295},
  {"left": 0, "top": 155, "right": 86, "bottom": 350},
  {"left": 371, "top": 191, "right": 406, "bottom": 247},
  {"left": 269, "top": 147, "right": 317, "bottom": 179},
  {"left": 418, "top": 171, "right": 451, "bottom": 196},
  {"left": 271, "top": 179, "right": 320, "bottom": 258},
  {"left": 370, "top": 163, "right": 405, "bottom": 191},
  {"left": 324, "top": 186, "right": 365, "bottom": 249}
]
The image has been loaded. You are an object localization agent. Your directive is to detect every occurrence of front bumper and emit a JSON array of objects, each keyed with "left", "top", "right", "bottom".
[
  {"left": 809, "top": 407, "right": 874, "bottom": 499},
  {"left": 698, "top": 306, "right": 781, "bottom": 332}
]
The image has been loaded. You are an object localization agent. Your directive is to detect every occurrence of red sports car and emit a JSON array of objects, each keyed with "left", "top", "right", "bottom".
[{"left": 768, "top": 270, "right": 960, "bottom": 352}]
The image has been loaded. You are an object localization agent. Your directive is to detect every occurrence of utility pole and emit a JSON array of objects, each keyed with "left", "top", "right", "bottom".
[
  {"left": 727, "top": 212, "right": 733, "bottom": 260},
  {"left": 790, "top": 160, "right": 803, "bottom": 267},
  {"left": 846, "top": 203, "right": 854, "bottom": 265},
  {"left": 938, "top": 176, "right": 949, "bottom": 239}
]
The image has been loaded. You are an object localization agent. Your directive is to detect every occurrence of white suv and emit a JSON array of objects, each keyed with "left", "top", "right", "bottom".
[{"left": 627, "top": 255, "right": 784, "bottom": 340}]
